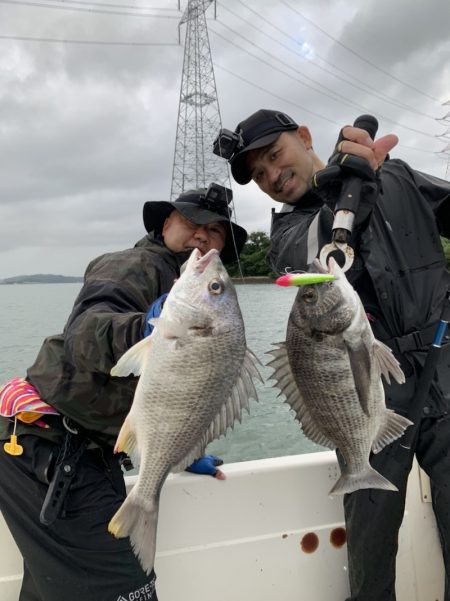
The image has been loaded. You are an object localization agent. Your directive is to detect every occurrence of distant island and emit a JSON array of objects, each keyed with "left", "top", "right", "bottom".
[{"left": 0, "top": 274, "right": 84, "bottom": 285}]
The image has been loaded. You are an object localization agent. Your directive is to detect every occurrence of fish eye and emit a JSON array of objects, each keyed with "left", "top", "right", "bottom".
[{"left": 208, "top": 279, "right": 223, "bottom": 295}]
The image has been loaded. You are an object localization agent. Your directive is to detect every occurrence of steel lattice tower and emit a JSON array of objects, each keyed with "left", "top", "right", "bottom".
[{"left": 171, "top": 0, "right": 229, "bottom": 199}]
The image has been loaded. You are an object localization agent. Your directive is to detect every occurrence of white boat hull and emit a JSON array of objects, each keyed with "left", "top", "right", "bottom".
[{"left": 0, "top": 451, "right": 444, "bottom": 600}]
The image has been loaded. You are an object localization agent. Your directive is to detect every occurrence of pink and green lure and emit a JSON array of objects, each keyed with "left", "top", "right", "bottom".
[{"left": 276, "top": 273, "right": 336, "bottom": 287}]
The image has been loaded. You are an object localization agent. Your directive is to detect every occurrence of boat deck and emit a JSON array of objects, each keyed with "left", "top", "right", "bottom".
[{"left": 0, "top": 451, "right": 444, "bottom": 600}]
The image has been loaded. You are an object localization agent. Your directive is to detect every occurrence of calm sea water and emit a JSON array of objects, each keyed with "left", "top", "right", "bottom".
[{"left": 0, "top": 283, "right": 325, "bottom": 463}]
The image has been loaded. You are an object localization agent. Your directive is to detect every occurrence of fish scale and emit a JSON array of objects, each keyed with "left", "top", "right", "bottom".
[{"left": 130, "top": 333, "right": 246, "bottom": 499}]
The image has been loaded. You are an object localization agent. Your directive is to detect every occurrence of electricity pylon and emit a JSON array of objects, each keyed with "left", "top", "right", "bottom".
[
  {"left": 171, "top": 0, "right": 229, "bottom": 199},
  {"left": 436, "top": 100, "right": 450, "bottom": 180}
]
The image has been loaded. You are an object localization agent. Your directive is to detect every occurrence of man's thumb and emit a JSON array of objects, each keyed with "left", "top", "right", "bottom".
[{"left": 373, "top": 134, "right": 398, "bottom": 162}]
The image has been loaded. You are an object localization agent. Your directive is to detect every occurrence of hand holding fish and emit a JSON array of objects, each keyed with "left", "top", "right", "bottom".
[{"left": 186, "top": 454, "right": 226, "bottom": 480}]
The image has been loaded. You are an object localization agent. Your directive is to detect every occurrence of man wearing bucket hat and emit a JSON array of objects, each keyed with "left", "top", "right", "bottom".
[
  {"left": 215, "top": 110, "right": 450, "bottom": 601},
  {"left": 143, "top": 183, "right": 246, "bottom": 265},
  {"left": 0, "top": 183, "right": 247, "bottom": 601}
]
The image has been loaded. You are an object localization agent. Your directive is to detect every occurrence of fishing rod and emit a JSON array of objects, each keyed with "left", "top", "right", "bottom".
[{"left": 400, "top": 288, "right": 450, "bottom": 450}]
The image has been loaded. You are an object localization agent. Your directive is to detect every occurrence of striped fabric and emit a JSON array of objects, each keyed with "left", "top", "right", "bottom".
[{"left": 0, "top": 377, "right": 59, "bottom": 423}]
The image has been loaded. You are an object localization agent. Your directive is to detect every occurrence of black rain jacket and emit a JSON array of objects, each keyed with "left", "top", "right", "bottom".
[{"left": 1, "top": 235, "right": 187, "bottom": 447}]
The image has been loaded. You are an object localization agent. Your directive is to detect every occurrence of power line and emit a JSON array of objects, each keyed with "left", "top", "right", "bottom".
[
  {"left": 210, "top": 22, "right": 436, "bottom": 139},
  {"left": 37, "top": 0, "right": 180, "bottom": 10},
  {"left": 0, "top": 26, "right": 433, "bottom": 142},
  {"left": 280, "top": 0, "right": 441, "bottom": 104},
  {"left": 214, "top": 62, "right": 439, "bottom": 156},
  {"left": 214, "top": 62, "right": 340, "bottom": 126},
  {"left": 210, "top": 25, "right": 368, "bottom": 116},
  {"left": 0, "top": 33, "right": 179, "bottom": 45},
  {"left": 217, "top": 0, "right": 436, "bottom": 120},
  {"left": 0, "top": 0, "right": 181, "bottom": 17}
]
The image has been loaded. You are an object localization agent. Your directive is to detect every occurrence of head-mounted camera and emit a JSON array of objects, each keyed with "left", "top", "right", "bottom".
[
  {"left": 201, "top": 182, "right": 233, "bottom": 216},
  {"left": 213, "top": 129, "right": 244, "bottom": 160}
]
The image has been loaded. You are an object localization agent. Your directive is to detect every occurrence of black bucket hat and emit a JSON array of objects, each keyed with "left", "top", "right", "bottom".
[
  {"left": 143, "top": 185, "right": 248, "bottom": 264},
  {"left": 230, "top": 109, "right": 298, "bottom": 185}
]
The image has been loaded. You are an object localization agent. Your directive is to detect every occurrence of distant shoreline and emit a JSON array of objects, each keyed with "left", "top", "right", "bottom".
[
  {"left": 1, "top": 275, "right": 275, "bottom": 285},
  {"left": 1, "top": 276, "right": 278, "bottom": 287}
]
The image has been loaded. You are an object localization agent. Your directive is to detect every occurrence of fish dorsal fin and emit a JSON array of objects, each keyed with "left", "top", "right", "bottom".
[
  {"left": 266, "top": 343, "right": 335, "bottom": 450},
  {"left": 171, "top": 348, "right": 263, "bottom": 473},
  {"left": 344, "top": 340, "right": 372, "bottom": 417},
  {"left": 372, "top": 409, "right": 413, "bottom": 454},
  {"left": 373, "top": 339, "right": 405, "bottom": 385},
  {"left": 111, "top": 336, "right": 152, "bottom": 378}
]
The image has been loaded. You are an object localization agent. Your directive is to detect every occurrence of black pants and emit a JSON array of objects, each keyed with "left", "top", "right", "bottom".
[
  {"left": 341, "top": 415, "right": 450, "bottom": 601},
  {"left": 0, "top": 434, "right": 158, "bottom": 601}
]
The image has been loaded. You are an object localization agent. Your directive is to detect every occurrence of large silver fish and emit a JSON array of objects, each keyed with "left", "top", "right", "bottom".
[
  {"left": 108, "top": 248, "right": 261, "bottom": 574},
  {"left": 268, "top": 257, "right": 412, "bottom": 496}
]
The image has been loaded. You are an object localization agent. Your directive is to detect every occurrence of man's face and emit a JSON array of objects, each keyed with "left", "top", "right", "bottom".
[
  {"left": 246, "top": 128, "right": 316, "bottom": 204},
  {"left": 162, "top": 210, "right": 226, "bottom": 255}
]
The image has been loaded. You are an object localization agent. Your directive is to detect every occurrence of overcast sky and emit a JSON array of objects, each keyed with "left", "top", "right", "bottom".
[{"left": 0, "top": 0, "right": 449, "bottom": 278}]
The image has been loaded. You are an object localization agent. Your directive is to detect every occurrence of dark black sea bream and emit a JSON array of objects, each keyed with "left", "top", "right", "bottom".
[
  {"left": 268, "top": 257, "right": 412, "bottom": 496},
  {"left": 108, "top": 248, "right": 262, "bottom": 574}
]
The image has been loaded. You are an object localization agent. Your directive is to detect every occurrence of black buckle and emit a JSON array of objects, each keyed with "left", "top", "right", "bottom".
[
  {"left": 118, "top": 454, "right": 134, "bottom": 472},
  {"left": 275, "top": 112, "right": 296, "bottom": 127},
  {"left": 39, "top": 431, "right": 87, "bottom": 526}
]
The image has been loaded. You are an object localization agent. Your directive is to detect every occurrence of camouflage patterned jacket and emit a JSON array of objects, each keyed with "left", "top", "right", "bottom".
[{"left": 0, "top": 235, "right": 187, "bottom": 447}]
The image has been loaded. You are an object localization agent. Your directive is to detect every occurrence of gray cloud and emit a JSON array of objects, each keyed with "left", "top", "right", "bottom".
[{"left": 0, "top": 0, "right": 448, "bottom": 278}]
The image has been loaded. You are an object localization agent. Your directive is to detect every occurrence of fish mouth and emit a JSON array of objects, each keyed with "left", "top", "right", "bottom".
[{"left": 187, "top": 248, "right": 220, "bottom": 274}]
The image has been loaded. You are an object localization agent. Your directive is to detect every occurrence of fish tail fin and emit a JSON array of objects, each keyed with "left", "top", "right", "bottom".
[
  {"left": 328, "top": 465, "right": 398, "bottom": 496},
  {"left": 108, "top": 490, "right": 158, "bottom": 575}
]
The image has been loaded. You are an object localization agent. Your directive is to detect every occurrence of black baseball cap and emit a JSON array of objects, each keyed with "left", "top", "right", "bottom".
[
  {"left": 143, "top": 188, "right": 248, "bottom": 264},
  {"left": 230, "top": 109, "right": 298, "bottom": 185}
]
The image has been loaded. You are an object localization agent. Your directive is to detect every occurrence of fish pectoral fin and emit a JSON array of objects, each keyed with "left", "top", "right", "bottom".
[
  {"left": 111, "top": 336, "right": 152, "bottom": 377},
  {"left": 267, "top": 343, "right": 335, "bottom": 450},
  {"left": 372, "top": 409, "right": 414, "bottom": 454},
  {"left": 345, "top": 341, "right": 372, "bottom": 417},
  {"left": 114, "top": 416, "right": 138, "bottom": 457},
  {"left": 373, "top": 339, "right": 405, "bottom": 385}
]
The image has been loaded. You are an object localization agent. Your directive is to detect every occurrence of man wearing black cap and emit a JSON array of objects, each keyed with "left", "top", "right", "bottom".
[
  {"left": 0, "top": 185, "right": 247, "bottom": 601},
  {"left": 215, "top": 110, "right": 450, "bottom": 601}
]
